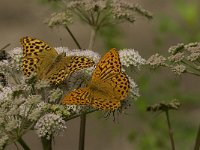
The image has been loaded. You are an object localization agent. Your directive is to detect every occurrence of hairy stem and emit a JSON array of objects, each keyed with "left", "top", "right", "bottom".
[
  {"left": 194, "top": 124, "right": 200, "bottom": 150},
  {"left": 165, "top": 111, "right": 176, "bottom": 150},
  {"left": 18, "top": 137, "right": 30, "bottom": 150},
  {"left": 41, "top": 137, "right": 52, "bottom": 150},
  {"left": 65, "top": 26, "right": 81, "bottom": 49}
]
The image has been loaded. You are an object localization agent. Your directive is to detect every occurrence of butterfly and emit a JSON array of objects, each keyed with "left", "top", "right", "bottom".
[
  {"left": 61, "top": 48, "right": 130, "bottom": 111},
  {"left": 20, "top": 36, "right": 94, "bottom": 84}
]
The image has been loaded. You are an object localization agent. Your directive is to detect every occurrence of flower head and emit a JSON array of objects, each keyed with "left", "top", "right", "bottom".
[
  {"left": 35, "top": 113, "right": 66, "bottom": 139},
  {"left": 146, "top": 53, "right": 166, "bottom": 68},
  {"left": 119, "top": 49, "right": 146, "bottom": 69}
]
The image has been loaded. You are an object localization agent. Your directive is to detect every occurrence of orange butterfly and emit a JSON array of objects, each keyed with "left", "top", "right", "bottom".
[
  {"left": 20, "top": 37, "right": 94, "bottom": 84},
  {"left": 61, "top": 48, "right": 130, "bottom": 111}
]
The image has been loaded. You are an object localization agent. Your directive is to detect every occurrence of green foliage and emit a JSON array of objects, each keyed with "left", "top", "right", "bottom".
[{"left": 156, "top": 0, "right": 200, "bottom": 44}]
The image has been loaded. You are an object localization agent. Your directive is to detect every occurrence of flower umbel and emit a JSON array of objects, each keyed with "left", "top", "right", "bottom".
[
  {"left": 35, "top": 113, "right": 66, "bottom": 139},
  {"left": 46, "top": 0, "right": 153, "bottom": 29},
  {"left": 147, "top": 42, "right": 200, "bottom": 76}
]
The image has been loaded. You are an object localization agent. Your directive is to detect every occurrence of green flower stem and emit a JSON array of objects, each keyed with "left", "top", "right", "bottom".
[
  {"left": 41, "top": 137, "right": 52, "bottom": 150},
  {"left": 64, "top": 25, "right": 81, "bottom": 49},
  {"left": 194, "top": 124, "right": 200, "bottom": 150},
  {"left": 0, "top": 43, "right": 10, "bottom": 51},
  {"left": 88, "top": 27, "right": 97, "bottom": 50},
  {"left": 165, "top": 111, "right": 176, "bottom": 150},
  {"left": 17, "top": 137, "right": 30, "bottom": 150},
  {"left": 186, "top": 70, "right": 200, "bottom": 76},
  {"left": 79, "top": 113, "right": 86, "bottom": 150},
  {"left": 182, "top": 60, "right": 200, "bottom": 73},
  {"left": 65, "top": 109, "right": 97, "bottom": 122}
]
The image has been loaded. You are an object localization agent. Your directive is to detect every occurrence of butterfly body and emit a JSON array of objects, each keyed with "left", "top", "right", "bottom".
[
  {"left": 62, "top": 48, "right": 130, "bottom": 111},
  {"left": 21, "top": 37, "right": 94, "bottom": 84}
]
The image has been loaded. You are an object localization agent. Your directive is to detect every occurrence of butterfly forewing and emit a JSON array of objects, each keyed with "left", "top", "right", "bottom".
[
  {"left": 91, "top": 48, "right": 121, "bottom": 82},
  {"left": 21, "top": 37, "right": 58, "bottom": 78},
  {"left": 106, "top": 72, "right": 130, "bottom": 100},
  {"left": 21, "top": 36, "right": 58, "bottom": 57}
]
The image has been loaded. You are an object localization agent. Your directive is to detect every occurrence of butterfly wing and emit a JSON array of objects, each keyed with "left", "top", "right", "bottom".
[
  {"left": 20, "top": 36, "right": 58, "bottom": 77},
  {"left": 61, "top": 48, "right": 130, "bottom": 111},
  {"left": 91, "top": 48, "right": 121, "bottom": 82},
  {"left": 61, "top": 87, "right": 91, "bottom": 105},
  {"left": 46, "top": 56, "right": 94, "bottom": 84},
  {"left": 90, "top": 90, "right": 121, "bottom": 111},
  {"left": 89, "top": 48, "right": 130, "bottom": 110}
]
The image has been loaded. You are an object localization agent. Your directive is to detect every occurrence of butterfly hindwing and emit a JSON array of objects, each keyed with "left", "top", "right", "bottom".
[
  {"left": 90, "top": 90, "right": 121, "bottom": 111},
  {"left": 106, "top": 72, "right": 130, "bottom": 100},
  {"left": 61, "top": 87, "right": 91, "bottom": 105},
  {"left": 46, "top": 56, "right": 94, "bottom": 84}
]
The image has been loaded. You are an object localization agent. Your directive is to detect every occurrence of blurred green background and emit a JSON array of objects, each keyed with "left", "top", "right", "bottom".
[{"left": 0, "top": 0, "right": 200, "bottom": 149}]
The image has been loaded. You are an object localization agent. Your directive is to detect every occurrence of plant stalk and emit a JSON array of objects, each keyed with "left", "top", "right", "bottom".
[
  {"left": 65, "top": 26, "right": 81, "bottom": 49},
  {"left": 88, "top": 27, "right": 97, "bottom": 50},
  {"left": 41, "top": 137, "right": 52, "bottom": 150},
  {"left": 165, "top": 111, "right": 176, "bottom": 150},
  {"left": 18, "top": 137, "right": 30, "bottom": 150},
  {"left": 194, "top": 124, "right": 200, "bottom": 150},
  {"left": 79, "top": 113, "right": 86, "bottom": 150}
]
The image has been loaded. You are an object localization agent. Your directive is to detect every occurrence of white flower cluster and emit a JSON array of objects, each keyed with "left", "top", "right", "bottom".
[
  {"left": 48, "top": 88, "right": 63, "bottom": 103},
  {"left": 46, "top": 11, "right": 73, "bottom": 28},
  {"left": 66, "top": 49, "right": 100, "bottom": 64},
  {"left": 66, "top": 0, "right": 107, "bottom": 12},
  {"left": 35, "top": 113, "right": 67, "bottom": 139},
  {"left": 0, "top": 135, "right": 8, "bottom": 149},
  {"left": 128, "top": 77, "right": 140, "bottom": 99},
  {"left": 27, "top": 102, "right": 48, "bottom": 121},
  {"left": 8, "top": 47, "right": 23, "bottom": 71},
  {"left": 55, "top": 47, "right": 69, "bottom": 54},
  {"left": 0, "top": 86, "right": 12, "bottom": 100},
  {"left": 5, "top": 116, "right": 22, "bottom": 132},
  {"left": 119, "top": 49, "right": 146, "bottom": 68},
  {"left": 66, "top": 68, "right": 93, "bottom": 90},
  {"left": 19, "top": 95, "right": 41, "bottom": 117}
]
